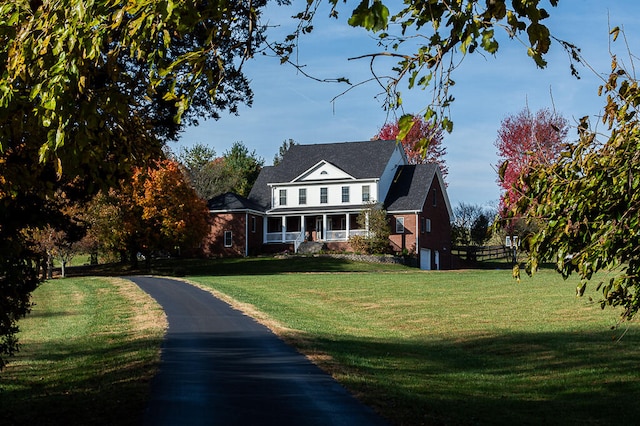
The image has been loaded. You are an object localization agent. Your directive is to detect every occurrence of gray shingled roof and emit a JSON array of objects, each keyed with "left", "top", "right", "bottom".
[
  {"left": 384, "top": 164, "right": 438, "bottom": 212},
  {"left": 248, "top": 140, "right": 399, "bottom": 211},
  {"left": 208, "top": 192, "right": 264, "bottom": 212},
  {"left": 247, "top": 166, "right": 275, "bottom": 211},
  {"left": 268, "top": 140, "right": 397, "bottom": 181}
]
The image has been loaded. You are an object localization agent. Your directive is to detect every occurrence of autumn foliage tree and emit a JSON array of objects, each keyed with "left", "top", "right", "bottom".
[
  {"left": 132, "top": 159, "right": 209, "bottom": 258},
  {"left": 495, "top": 107, "right": 569, "bottom": 215},
  {"left": 87, "top": 160, "right": 210, "bottom": 263},
  {"left": 375, "top": 114, "right": 448, "bottom": 180}
]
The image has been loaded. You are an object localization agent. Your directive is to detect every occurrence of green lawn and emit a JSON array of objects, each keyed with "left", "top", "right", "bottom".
[
  {"left": 0, "top": 277, "right": 166, "bottom": 426},
  {"left": 2, "top": 257, "right": 639, "bottom": 425},
  {"left": 186, "top": 266, "right": 640, "bottom": 425}
]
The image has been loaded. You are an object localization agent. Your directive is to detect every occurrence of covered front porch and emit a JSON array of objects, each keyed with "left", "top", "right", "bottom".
[{"left": 265, "top": 213, "right": 368, "bottom": 248}]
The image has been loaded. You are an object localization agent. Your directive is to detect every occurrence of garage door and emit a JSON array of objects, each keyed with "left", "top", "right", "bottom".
[{"left": 420, "top": 249, "right": 431, "bottom": 270}]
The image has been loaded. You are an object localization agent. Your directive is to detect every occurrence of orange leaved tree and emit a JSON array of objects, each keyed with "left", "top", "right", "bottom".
[{"left": 131, "top": 159, "right": 210, "bottom": 260}]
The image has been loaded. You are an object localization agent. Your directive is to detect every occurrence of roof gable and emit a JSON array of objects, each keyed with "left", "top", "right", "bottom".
[
  {"left": 384, "top": 164, "right": 451, "bottom": 217},
  {"left": 294, "top": 160, "right": 355, "bottom": 182}
]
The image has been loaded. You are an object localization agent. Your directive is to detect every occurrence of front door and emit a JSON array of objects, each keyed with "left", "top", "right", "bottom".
[{"left": 315, "top": 217, "right": 323, "bottom": 241}]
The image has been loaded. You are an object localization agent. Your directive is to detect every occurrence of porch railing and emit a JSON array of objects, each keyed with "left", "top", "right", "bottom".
[
  {"left": 294, "top": 231, "right": 305, "bottom": 253},
  {"left": 266, "top": 232, "right": 302, "bottom": 243},
  {"left": 266, "top": 229, "right": 368, "bottom": 244}
]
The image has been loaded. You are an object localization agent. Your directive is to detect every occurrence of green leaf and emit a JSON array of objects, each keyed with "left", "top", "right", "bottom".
[
  {"left": 348, "top": 0, "right": 389, "bottom": 32},
  {"left": 481, "top": 29, "right": 498, "bottom": 53},
  {"left": 43, "top": 97, "right": 56, "bottom": 111},
  {"left": 396, "top": 114, "right": 415, "bottom": 141}
]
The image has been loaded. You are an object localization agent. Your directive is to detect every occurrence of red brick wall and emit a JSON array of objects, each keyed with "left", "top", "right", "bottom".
[
  {"left": 246, "top": 214, "right": 264, "bottom": 256},
  {"left": 206, "top": 213, "right": 247, "bottom": 257},
  {"left": 418, "top": 179, "right": 452, "bottom": 269},
  {"left": 388, "top": 177, "right": 452, "bottom": 269},
  {"left": 388, "top": 213, "right": 418, "bottom": 254}
]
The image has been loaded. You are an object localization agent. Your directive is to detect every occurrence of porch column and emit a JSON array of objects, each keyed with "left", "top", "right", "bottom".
[
  {"left": 281, "top": 216, "right": 286, "bottom": 242},
  {"left": 263, "top": 216, "right": 267, "bottom": 244},
  {"left": 301, "top": 215, "right": 306, "bottom": 240},
  {"left": 323, "top": 214, "right": 328, "bottom": 241},
  {"left": 345, "top": 214, "right": 350, "bottom": 241}
]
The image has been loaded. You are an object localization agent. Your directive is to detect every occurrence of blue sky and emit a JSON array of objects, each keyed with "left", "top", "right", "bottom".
[{"left": 174, "top": 1, "right": 640, "bottom": 209}]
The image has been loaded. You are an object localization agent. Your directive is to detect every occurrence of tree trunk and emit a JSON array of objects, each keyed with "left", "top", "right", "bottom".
[{"left": 46, "top": 254, "right": 53, "bottom": 280}]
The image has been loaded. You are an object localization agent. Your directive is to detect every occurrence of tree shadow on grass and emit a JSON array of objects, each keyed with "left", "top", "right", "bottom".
[
  {"left": 301, "top": 329, "right": 640, "bottom": 426},
  {"left": 0, "top": 335, "right": 161, "bottom": 426},
  {"left": 66, "top": 256, "right": 409, "bottom": 278},
  {"left": 2, "top": 321, "right": 638, "bottom": 426}
]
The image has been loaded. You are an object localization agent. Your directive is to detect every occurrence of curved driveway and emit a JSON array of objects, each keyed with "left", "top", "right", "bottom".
[{"left": 129, "top": 276, "right": 388, "bottom": 426}]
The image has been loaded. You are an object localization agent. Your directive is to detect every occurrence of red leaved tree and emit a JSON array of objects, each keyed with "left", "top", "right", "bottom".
[
  {"left": 374, "top": 114, "right": 448, "bottom": 181},
  {"left": 495, "top": 107, "right": 569, "bottom": 224}
]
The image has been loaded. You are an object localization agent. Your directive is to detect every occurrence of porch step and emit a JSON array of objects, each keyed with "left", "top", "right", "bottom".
[{"left": 297, "top": 241, "right": 326, "bottom": 254}]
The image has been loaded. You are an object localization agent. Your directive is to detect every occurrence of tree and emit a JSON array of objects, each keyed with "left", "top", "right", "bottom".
[
  {"left": 178, "top": 143, "right": 220, "bottom": 200},
  {"left": 375, "top": 115, "right": 448, "bottom": 180},
  {"left": 273, "top": 139, "right": 297, "bottom": 166},
  {"left": 221, "top": 142, "right": 264, "bottom": 197},
  {"left": 0, "top": 0, "right": 265, "bottom": 367},
  {"left": 132, "top": 159, "right": 210, "bottom": 258},
  {"left": 82, "top": 188, "right": 137, "bottom": 263},
  {"left": 90, "top": 159, "right": 210, "bottom": 263},
  {"left": 26, "top": 226, "right": 77, "bottom": 279},
  {"left": 510, "top": 44, "right": 640, "bottom": 321},
  {"left": 451, "top": 203, "right": 494, "bottom": 246},
  {"left": 349, "top": 202, "right": 391, "bottom": 254},
  {"left": 495, "top": 107, "right": 569, "bottom": 212},
  {"left": 470, "top": 214, "right": 492, "bottom": 247}
]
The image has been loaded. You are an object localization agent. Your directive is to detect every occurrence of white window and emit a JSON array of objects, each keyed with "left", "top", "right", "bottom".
[
  {"left": 320, "top": 187, "right": 328, "bottom": 204},
  {"left": 396, "top": 217, "right": 405, "bottom": 233},
  {"left": 362, "top": 185, "right": 370, "bottom": 202},
  {"left": 279, "top": 189, "right": 287, "bottom": 206},
  {"left": 342, "top": 186, "right": 350, "bottom": 203},
  {"left": 299, "top": 188, "right": 307, "bottom": 205},
  {"left": 224, "top": 231, "right": 232, "bottom": 247}
]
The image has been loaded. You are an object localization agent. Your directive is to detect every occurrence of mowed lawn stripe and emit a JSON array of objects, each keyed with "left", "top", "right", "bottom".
[{"left": 188, "top": 269, "right": 640, "bottom": 425}]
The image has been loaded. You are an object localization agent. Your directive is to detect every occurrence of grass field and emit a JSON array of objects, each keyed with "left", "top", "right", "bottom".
[
  {"left": 1, "top": 257, "right": 639, "bottom": 425},
  {"left": 0, "top": 277, "right": 166, "bottom": 426},
  {"left": 185, "top": 263, "right": 640, "bottom": 425}
]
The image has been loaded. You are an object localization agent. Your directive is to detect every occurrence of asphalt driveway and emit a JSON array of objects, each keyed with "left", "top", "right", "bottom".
[{"left": 129, "top": 276, "right": 388, "bottom": 426}]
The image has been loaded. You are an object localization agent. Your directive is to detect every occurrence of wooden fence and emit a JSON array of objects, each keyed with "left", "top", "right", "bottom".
[{"left": 451, "top": 245, "right": 512, "bottom": 262}]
